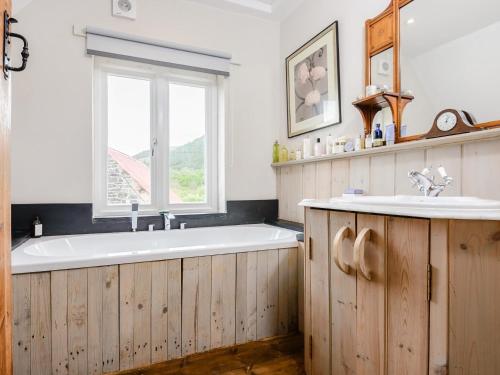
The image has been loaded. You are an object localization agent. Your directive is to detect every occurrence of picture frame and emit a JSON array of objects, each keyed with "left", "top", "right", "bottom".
[{"left": 286, "top": 21, "right": 342, "bottom": 138}]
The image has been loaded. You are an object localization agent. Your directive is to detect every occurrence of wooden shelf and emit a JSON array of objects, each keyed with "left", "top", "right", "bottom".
[{"left": 271, "top": 126, "right": 500, "bottom": 168}]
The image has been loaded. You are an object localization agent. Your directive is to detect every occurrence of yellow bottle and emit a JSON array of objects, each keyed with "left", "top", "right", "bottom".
[{"left": 279, "top": 146, "right": 289, "bottom": 163}]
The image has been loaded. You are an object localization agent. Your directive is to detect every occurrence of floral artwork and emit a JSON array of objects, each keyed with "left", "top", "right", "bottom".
[
  {"left": 286, "top": 22, "right": 341, "bottom": 137},
  {"left": 294, "top": 46, "right": 329, "bottom": 123}
]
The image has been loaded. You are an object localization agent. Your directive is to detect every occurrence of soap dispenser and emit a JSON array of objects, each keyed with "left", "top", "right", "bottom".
[{"left": 32, "top": 216, "right": 43, "bottom": 238}]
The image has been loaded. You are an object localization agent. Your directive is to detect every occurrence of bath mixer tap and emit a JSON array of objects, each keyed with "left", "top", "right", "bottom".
[
  {"left": 131, "top": 203, "right": 139, "bottom": 232},
  {"left": 408, "top": 166, "right": 453, "bottom": 197},
  {"left": 160, "top": 211, "right": 176, "bottom": 230}
]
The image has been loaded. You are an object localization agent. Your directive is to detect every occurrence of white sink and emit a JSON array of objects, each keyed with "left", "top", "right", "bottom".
[{"left": 331, "top": 195, "right": 500, "bottom": 210}]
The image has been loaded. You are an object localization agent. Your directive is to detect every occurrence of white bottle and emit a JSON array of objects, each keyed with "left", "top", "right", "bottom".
[
  {"left": 303, "top": 137, "right": 312, "bottom": 159},
  {"left": 314, "top": 138, "right": 322, "bottom": 157},
  {"left": 326, "top": 134, "right": 333, "bottom": 155}
]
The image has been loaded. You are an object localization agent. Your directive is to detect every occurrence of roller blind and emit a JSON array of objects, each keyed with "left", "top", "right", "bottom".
[{"left": 86, "top": 27, "right": 232, "bottom": 76}]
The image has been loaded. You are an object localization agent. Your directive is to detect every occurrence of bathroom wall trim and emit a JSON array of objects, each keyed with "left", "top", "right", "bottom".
[{"left": 12, "top": 200, "right": 278, "bottom": 238}]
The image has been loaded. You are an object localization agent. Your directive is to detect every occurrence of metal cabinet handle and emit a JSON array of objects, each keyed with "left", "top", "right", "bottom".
[
  {"left": 3, "top": 12, "right": 30, "bottom": 78},
  {"left": 333, "top": 226, "right": 351, "bottom": 274},
  {"left": 353, "top": 228, "right": 372, "bottom": 281}
]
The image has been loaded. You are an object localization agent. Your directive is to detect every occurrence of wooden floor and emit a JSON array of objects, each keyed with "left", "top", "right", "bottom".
[{"left": 108, "top": 334, "right": 305, "bottom": 375}]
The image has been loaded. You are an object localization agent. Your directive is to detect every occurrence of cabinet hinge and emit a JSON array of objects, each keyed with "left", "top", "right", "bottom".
[
  {"left": 427, "top": 264, "right": 432, "bottom": 302},
  {"left": 309, "top": 335, "right": 313, "bottom": 359},
  {"left": 308, "top": 237, "right": 313, "bottom": 260}
]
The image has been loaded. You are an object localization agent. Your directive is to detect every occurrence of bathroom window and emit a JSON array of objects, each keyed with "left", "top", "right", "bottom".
[{"left": 93, "top": 58, "right": 225, "bottom": 217}]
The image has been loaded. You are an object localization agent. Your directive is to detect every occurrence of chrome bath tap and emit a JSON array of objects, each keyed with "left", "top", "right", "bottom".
[
  {"left": 408, "top": 166, "right": 453, "bottom": 197},
  {"left": 160, "top": 210, "right": 176, "bottom": 230}
]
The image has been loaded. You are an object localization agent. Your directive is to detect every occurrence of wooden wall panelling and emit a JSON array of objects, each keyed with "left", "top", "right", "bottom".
[
  {"left": 277, "top": 167, "right": 287, "bottom": 221},
  {"left": 395, "top": 149, "right": 425, "bottom": 195},
  {"left": 87, "top": 268, "right": 103, "bottom": 375},
  {"left": 196, "top": 256, "right": 212, "bottom": 352},
  {"left": 386, "top": 217, "right": 430, "bottom": 374},
  {"left": 429, "top": 220, "right": 449, "bottom": 374},
  {"left": 119, "top": 265, "right": 135, "bottom": 370},
  {"left": 67, "top": 269, "right": 88, "bottom": 375},
  {"left": 425, "top": 145, "right": 462, "bottom": 196},
  {"left": 102, "top": 266, "right": 119, "bottom": 373},
  {"left": 210, "top": 254, "right": 236, "bottom": 348},
  {"left": 349, "top": 157, "right": 370, "bottom": 193},
  {"left": 316, "top": 161, "right": 332, "bottom": 199},
  {"left": 245, "top": 252, "right": 258, "bottom": 342},
  {"left": 30, "top": 273, "right": 51, "bottom": 375},
  {"left": 449, "top": 220, "right": 500, "bottom": 374},
  {"left": 12, "top": 274, "right": 31, "bottom": 375},
  {"left": 330, "top": 211, "right": 357, "bottom": 375},
  {"left": 331, "top": 159, "right": 349, "bottom": 197},
  {"left": 278, "top": 249, "right": 290, "bottom": 335},
  {"left": 356, "top": 214, "right": 385, "bottom": 375},
  {"left": 287, "top": 247, "right": 298, "bottom": 332},
  {"left": 289, "top": 166, "right": 304, "bottom": 223},
  {"left": 462, "top": 139, "right": 500, "bottom": 200},
  {"left": 166, "top": 260, "right": 182, "bottom": 360},
  {"left": 132, "top": 263, "right": 152, "bottom": 367},
  {"left": 182, "top": 258, "right": 198, "bottom": 356},
  {"left": 236, "top": 253, "right": 249, "bottom": 344},
  {"left": 370, "top": 153, "right": 395, "bottom": 195},
  {"left": 151, "top": 261, "right": 168, "bottom": 363},
  {"left": 51, "top": 271, "right": 68, "bottom": 375}
]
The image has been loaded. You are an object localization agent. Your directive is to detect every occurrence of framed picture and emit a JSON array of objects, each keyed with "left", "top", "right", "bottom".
[{"left": 286, "top": 22, "right": 341, "bottom": 138}]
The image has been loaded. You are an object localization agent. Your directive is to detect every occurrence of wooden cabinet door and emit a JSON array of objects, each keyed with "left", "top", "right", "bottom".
[
  {"left": 304, "top": 208, "right": 330, "bottom": 375},
  {"left": 355, "top": 214, "right": 386, "bottom": 375},
  {"left": 0, "top": 1, "right": 13, "bottom": 374},
  {"left": 386, "top": 217, "right": 430, "bottom": 375},
  {"left": 330, "top": 211, "right": 357, "bottom": 375}
]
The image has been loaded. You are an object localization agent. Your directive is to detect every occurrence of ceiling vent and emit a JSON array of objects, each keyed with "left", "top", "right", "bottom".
[{"left": 112, "top": 0, "right": 137, "bottom": 20}]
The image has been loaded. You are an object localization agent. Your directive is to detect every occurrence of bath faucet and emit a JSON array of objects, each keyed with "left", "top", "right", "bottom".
[
  {"left": 160, "top": 210, "right": 176, "bottom": 230},
  {"left": 131, "top": 203, "right": 139, "bottom": 232},
  {"left": 408, "top": 166, "right": 453, "bottom": 197}
]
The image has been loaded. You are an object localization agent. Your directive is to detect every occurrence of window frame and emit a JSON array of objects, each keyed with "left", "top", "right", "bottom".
[{"left": 93, "top": 57, "right": 225, "bottom": 218}]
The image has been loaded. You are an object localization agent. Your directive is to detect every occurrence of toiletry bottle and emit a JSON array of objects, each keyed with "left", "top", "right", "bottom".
[
  {"left": 365, "top": 134, "right": 373, "bottom": 148},
  {"left": 279, "top": 146, "right": 289, "bottom": 163},
  {"left": 326, "top": 134, "right": 333, "bottom": 155},
  {"left": 32, "top": 216, "right": 43, "bottom": 238},
  {"left": 373, "top": 124, "right": 384, "bottom": 147},
  {"left": 296, "top": 149, "right": 302, "bottom": 160},
  {"left": 272, "top": 141, "right": 280, "bottom": 163},
  {"left": 303, "top": 137, "right": 312, "bottom": 159},
  {"left": 314, "top": 138, "right": 322, "bottom": 157}
]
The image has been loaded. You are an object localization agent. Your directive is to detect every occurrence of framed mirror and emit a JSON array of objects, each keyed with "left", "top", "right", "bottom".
[
  {"left": 399, "top": 0, "right": 500, "bottom": 138},
  {"left": 370, "top": 47, "right": 394, "bottom": 91}
]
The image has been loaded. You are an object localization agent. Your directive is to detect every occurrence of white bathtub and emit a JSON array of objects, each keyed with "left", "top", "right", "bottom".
[{"left": 11, "top": 224, "right": 299, "bottom": 274}]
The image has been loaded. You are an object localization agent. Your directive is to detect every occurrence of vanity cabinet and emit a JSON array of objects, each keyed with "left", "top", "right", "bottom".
[
  {"left": 304, "top": 208, "right": 430, "bottom": 374},
  {"left": 304, "top": 207, "right": 500, "bottom": 375}
]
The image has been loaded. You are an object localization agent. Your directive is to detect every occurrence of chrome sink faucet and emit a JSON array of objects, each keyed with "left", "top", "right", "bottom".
[
  {"left": 131, "top": 203, "right": 139, "bottom": 232},
  {"left": 408, "top": 166, "right": 453, "bottom": 197},
  {"left": 160, "top": 210, "right": 176, "bottom": 230}
]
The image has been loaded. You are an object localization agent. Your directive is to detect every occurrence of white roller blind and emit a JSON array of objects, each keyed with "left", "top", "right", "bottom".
[{"left": 86, "top": 27, "right": 232, "bottom": 76}]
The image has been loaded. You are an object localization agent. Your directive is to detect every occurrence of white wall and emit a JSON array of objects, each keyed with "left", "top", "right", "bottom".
[
  {"left": 279, "top": 0, "right": 390, "bottom": 149},
  {"left": 11, "top": 0, "right": 280, "bottom": 203}
]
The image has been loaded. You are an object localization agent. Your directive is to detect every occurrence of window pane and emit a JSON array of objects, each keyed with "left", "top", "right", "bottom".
[
  {"left": 169, "top": 83, "right": 207, "bottom": 204},
  {"left": 107, "top": 75, "right": 151, "bottom": 205}
]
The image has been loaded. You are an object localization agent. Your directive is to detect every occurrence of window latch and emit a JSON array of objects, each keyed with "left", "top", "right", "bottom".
[{"left": 151, "top": 138, "right": 158, "bottom": 157}]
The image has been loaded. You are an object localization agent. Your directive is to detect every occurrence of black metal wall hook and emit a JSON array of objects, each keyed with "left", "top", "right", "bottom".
[{"left": 3, "top": 11, "right": 29, "bottom": 79}]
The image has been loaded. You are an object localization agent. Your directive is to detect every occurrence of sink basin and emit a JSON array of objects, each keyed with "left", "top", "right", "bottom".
[{"left": 330, "top": 195, "right": 500, "bottom": 210}]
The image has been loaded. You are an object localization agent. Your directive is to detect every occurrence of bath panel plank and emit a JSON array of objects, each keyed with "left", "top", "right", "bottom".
[
  {"left": 278, "top": 249, "right": 289, "bottom": 335},
  {"left": 221, "top": 254, "right": 236, "bottom": 347},
  {"left": 210, "top": 255, "right": 224, "bottom": 349},
  {"left": 245, "top": 252, "right": 258, "bottom": 342},
  {"left": 256, "top": 251, "right": 268, "bottom": 339},
  {"left": 196, "top": 256, "right": 212, "bottom": 353},
  {"left": 166, "top": 259, "right": 181, "bottom": 360},
  {"left": 119, "top": 264, "right": 135, "bottom": 370},
  {"left": 30, "top": 273, "right": 51, "bottom": 375},
  {"left": 87, "top": 268, "right": 103, "bottom": 375},
  {"left": 67, "top": 269, "right": 88, "bottom": 375},
  {"left": 12, "top": 274, "right": 31, "bottom": 375},
  {"left": 267, "top": 250, "right": 279, "bottom": 338},
  {"left": 50, "top": 271, "right": 68, "bottom": 375},
  {"left": 236, "top": 253, "right": 248, "bottom": 344},
  {"left": 133, "top": 263, "right": 152, "bottom": 368},
  {"left": 287, "top": 247, "right": 299, "bottom": 332},
  {"left": 102, "top": 266, "right": 119, "bottom": 373},
  {"left": 151, "top": 261, "right": 168, "bottom": 363},
  {"left": 181, "top": 258, "right": 198, "bottom": 356}
]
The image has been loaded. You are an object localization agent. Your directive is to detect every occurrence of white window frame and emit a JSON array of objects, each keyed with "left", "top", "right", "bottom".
[{"left": 93, "top": 57, "right": 225, "bottom": 218}]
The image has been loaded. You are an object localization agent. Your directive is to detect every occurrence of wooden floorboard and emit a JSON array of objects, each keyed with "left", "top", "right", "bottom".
[{"left": 107, "top": 334, "right": 305, "bottom": 375}]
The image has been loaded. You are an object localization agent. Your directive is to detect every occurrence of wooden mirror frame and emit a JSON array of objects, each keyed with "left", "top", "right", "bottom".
[{"left": 355, "top": 0, "right": 500, "bottom": 144}]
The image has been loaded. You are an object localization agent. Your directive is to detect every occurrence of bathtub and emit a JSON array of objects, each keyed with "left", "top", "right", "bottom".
[{"left": 11, "top": 223, "right": 299, "bottom": 274}]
